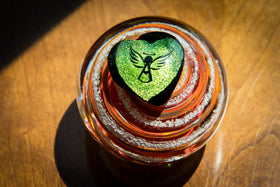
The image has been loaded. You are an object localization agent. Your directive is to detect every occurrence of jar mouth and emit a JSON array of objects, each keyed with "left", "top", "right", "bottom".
[{"left": 77, "top": 17, "right": 228, "bottom": 164}]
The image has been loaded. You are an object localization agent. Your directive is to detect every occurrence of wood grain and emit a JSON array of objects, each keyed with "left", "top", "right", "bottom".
[{"left": 0, "top": 0, "right": 279, "bottom": 186}]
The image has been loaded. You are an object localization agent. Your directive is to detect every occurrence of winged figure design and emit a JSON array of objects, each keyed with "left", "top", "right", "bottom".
[{"left": 130, "top": 47, "right": 174, "bottom": 83}]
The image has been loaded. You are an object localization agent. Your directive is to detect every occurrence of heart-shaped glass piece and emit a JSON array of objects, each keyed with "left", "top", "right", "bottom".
[{"left": 108, "top": 32, "right": 184, "bottom": 105}]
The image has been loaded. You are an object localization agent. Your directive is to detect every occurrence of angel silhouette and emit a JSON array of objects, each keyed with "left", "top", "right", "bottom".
[{"left": 130, "top": 47, "right": 174, "bottom": 83}]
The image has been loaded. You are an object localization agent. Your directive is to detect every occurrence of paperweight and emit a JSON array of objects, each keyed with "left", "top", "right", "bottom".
[{"left": 77, "top": 17, "right": 228, "bottom": 164}]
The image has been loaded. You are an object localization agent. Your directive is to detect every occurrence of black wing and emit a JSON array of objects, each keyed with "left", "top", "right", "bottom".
[
  {"left": 130, "top": 47, "right": 145, "bottom": 68},
  {"left": 151, "top": 49, "right": 174, "bottom": 70}
]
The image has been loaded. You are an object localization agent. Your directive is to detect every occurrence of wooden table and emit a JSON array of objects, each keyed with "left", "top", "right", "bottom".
[{"left": 1, "top": 0, "right": 279, "bottom": 186}]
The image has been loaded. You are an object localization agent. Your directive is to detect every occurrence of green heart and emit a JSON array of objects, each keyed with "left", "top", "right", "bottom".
[{"left": 108, "top": 32, "right": 184, "bottom": 105}]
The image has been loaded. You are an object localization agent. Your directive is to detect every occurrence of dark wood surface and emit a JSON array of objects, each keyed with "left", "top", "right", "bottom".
[{"left": 1, "top": 0, "right": 279, "bottom": 186}]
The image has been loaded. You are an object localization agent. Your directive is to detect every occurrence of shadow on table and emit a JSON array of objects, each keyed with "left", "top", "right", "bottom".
[
  {"left": 0, "top": 0, "right": 85, "bottom": 70},
  {"left": 54, "top": 100, "right": 205, "bottom": 187}
]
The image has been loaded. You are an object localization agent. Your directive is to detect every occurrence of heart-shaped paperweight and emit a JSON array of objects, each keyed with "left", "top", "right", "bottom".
[{"left": 108, "top": 32, "right": 184, "bottom": 105}]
